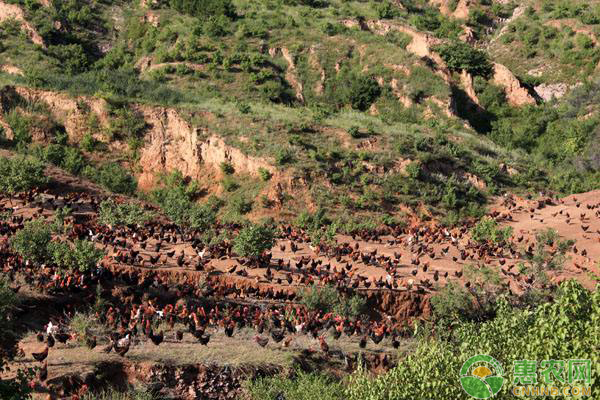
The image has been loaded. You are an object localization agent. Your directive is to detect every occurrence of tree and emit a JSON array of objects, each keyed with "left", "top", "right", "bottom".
[
  {"left": 50, "top": 240, "right": 104, "bottom": 272},
  {"left": 434, "top": 41, "right": 493, "bottom": 78},
  {"left": 168, "top": 0, "right": 236, "bottom": 18},
  {"left": 233, "top": 223, "right": 276, "bottom": 259},
  {"left": 0, "top": 156, "right": 48, "bottom": 196},
  {"left": 98, "top": 199, "right": 154, "bottom": 227},
  {"left": 10, "top": 220, "right": 53, "bottom": 264}
]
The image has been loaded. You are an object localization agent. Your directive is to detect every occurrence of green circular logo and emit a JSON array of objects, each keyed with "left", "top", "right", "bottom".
[{"left": 460, "top": 355, "right": 504, "bottom": 399}]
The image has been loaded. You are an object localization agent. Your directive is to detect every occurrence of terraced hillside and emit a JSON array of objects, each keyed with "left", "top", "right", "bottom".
[{"left": 0, "top": 0, "right": 598, "bottom": 399}]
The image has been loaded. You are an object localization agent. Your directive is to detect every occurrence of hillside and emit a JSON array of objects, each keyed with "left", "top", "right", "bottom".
[{"left": 0, "top": 0, "right": 598, "bottom": 399}]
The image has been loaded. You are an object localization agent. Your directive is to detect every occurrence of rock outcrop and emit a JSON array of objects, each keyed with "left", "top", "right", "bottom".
[
  {"left": 0, "top": 1, "right": 44, "bottom": 46},
  {"left": 136, "top": 107, "right": 275, "bottom": 190},
  {"left": 492, "top": 63, "right": 536, "bottom": 106},
  {"left": 534, "top": 82, "right": 578, "bottom": 102},
  {"left": 269, "top": 47, "right": 304, "bottom": 103}
]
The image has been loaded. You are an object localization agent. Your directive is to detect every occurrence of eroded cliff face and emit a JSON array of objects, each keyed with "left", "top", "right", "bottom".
[
  {"left": 0, "top": 86, "right": 275, "bottom": 191},
  {"left": 0, "top": 0, "right": 44, "bottom": 46},
  {"left": 136, "top": 107, "right": 275, "bottom": 190}
]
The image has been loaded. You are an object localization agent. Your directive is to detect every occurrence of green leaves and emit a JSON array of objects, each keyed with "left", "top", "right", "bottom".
[
  {"left": 49, "top": 239, "right": 104, "bottom": 272},
  {"left": 10, "top": 219, "right": 103, "bottom": 271},
  {"left": 98, "top": 199, "right": 154, "bottom": 227},
  {"left": 232, "top": 223, "right": 275, "bottom": 259},
  {"left": 434, "top": 41, "right": 493, "bottom": 78},
  {"left": 471, "top": 217, "right": 513, "bottom": 244},
  {"left": 0, "top": 156, "right": 48, "bottom": 195},
  {"left": 346, "top": 281, "right": 599, "bottom": 400},
  {"left": 10, "top": 219, "right": 53, "bottom": 264}
]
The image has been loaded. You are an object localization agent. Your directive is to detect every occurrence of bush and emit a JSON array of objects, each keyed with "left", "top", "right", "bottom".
[
  {"left": 47, "top": 44, "right": 89, "bottom": 74},
  {"left": 258, "top": 167, "right": 272, "bottom": 181},
  {"left": 10, "top": 219, "right": 52, "bottom": 264},
  {"left": 222, "top": 177, "right": 239, "bottom": 192},
  {"left": 247, "top": 370, "right": 344, "bottom": 400},
  {"left": 300, "top": 284, "right": 366, "bottom": 318},
  {"left": 168, "top": 0, "right": 236, "bottom": 18},
  {"left": 347, "top": 281, "right": 599, "bottom": 400},
  {"left": 0, "top": 278, "right": 17, "bottom": 325},
  {"left": 220, "top": 161, "right": 235, "bottom": 175},
  {"left": 0, "top": 156, "right": 48, "bottom": 195},
  {"left": 84, "top": 163, "right": 137, "bottom": 195},
  {"left": 32, "top": 144, "right": 87, "bottom": 175},
  {"left": 233, "top": 223, "right": 276, "bottom": 259},
  {"left": 98, "top": 200, "right": 154, "bottom": 227},
  {"left": 471, "top": 217, "right": 512, "bottom": 244},
  {"left": 434, "top": 41, "right": 493, "bottom": 78},
  {"left": 4, "top": 110, "right": 32, "bottom": 145},
  {"left": 230, "top": 194, "right": 253, "bottom": 215},
  {"left": 339, "top": 72, "right": 381, "bottom": 111},
  {"left": 50, "top": 240, "right": 104, "bottom": 272}
]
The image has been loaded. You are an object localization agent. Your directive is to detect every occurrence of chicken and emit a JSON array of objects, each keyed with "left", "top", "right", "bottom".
[
  {"left": 254, "top": 336, "right": 269, "bottom": 348},
  {"left": 319, "top": 336, "right": 329, "bottom": 354},
  {"left": 37, "top": 361, "right": 48, "bottom": 382},
  {"left": 85, "top": 335, "right": 97, "bottom": 350},
  {"left": 149, "top": 330, "right": 164, "bottom": 346},
  {"left": 198, "top": 334, "right": 211, "bottom": 346},
  {"left": 32, "top": 347, "right": 49, "bottom": 362},
  {"left": 271, "top": 330, "right": 285, "bottom": 343}
]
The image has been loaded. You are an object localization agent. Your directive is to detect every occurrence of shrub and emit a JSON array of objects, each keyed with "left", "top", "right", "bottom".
[
  {"left": 300, "top": 284, "right": 366, "bottom": 318},
  {"left": 275, "top": 148, "right": 294, "bottom": 165},
  {"left": 81, "top": 133, "right": 97, "bottom": 152},
  {"left": 84, "top": 163, "right": 137, "bottom": 195},
  {"left": 0, "top": 278, "right": 17, "bottom": 325},
  {"left": 220, "top": 161, "right": 235, "bottom": 175},
  {"left": 186, "top": 204, "right": 217, "bottom": 231},
  {"left": 470, "top": 216, "right": 512, "bottom": 244},
  {"left": 247, "top": 370, "right": 344, "bottom": 400},
  {"left": 376, "top": 2, "right": 399, "bottom": 19},
  {"left": 339, "top": 73, "right": 382, "bottom": 111},
  {"left": 230, "top": 195, "right": 253, "bottom": 215},
  {"left": 233, "top": 223, "right": 276, "bottom": 259},
  {"left": 4, "top": 110, "right": 32, "bottom": 145},
  {"left": 47, "top": 44, "right": 89, "bottom": 74},
  {"left": 258, "top": 167, "right": 272, "bottom": 181},
  {"left": 222, "top": 177, "right": 240, "bottom": 192},
  {"left": 434, "top": 41, "right": 493, "bottom": 78},
  {"left": 168, "top": 0, "right": 236, "bottom": 18},
  {"left": 0, "top": 156, "right": 48, "bottom": 195},
  {"left": 98, "top": 200, "right": 154, "bottom": 227},
  {"left": 50, "top": 239, "right": 104, "bottom": 272},
  {"left": 10, "top": 219, "right": 52, "bottom": 264},
  {"left": 347, "top": 281, "right": 599, "bottom": 400}
]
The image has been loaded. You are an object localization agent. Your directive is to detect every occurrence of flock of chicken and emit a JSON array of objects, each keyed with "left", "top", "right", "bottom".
[{"left": 1, "top": 187, "right": 599, "bottom": 397}]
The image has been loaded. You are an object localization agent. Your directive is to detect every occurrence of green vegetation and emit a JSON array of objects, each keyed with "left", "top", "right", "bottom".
[
  {"left": 49, "top": 239, "right": 104, "bottom": 272},
  {"left": 299, "top": 284, "right": 366, "bottom": 318},
  {"left": 247, "top": 369, "right": 344, "bottom": 400},
  {"left": 0, "top": 155, "right": 48, "bottom": 195},
  {"left": 9, "top": 219, "right": 53, "bottom": 264},
  {"left": 347, "top": 281, "right": 599, "bottom": 400},
  {"left": 10, "top": 218, "right": 104, "bottom": 271},
  {"left": 233, "top": 223, "right": 276, "bottom": 259},
  {"left": 83, "top": 163, "right": 137, "bottom": 195},
  {"left": 98, "top": 199, "right": 155, "bottom": 227},
  {"left": 471, "top": 217, "right": 512, "bottom": 244},
  {"left": 435, "top": 41, "right": 493, "bottom": 78},
  {"left": 151, "top": 170, "right": 216, "bottom": 230}
]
